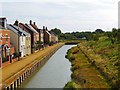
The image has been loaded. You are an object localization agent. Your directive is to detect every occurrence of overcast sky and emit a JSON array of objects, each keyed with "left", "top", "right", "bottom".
[{"left": 0, "top": 0, "right": 119, "bottom": 33}]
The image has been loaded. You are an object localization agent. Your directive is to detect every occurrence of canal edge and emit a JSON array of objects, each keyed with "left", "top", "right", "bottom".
[{"left": 1, "top": 43, "right": 64, "bottom": 89}]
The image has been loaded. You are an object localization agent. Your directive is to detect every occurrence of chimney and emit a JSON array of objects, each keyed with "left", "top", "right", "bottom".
[
  {"left": 30, "top": 20, "right": 32, "bottom": 25},
  {"left": 46, "top": 27, "right": 48, "bottom": 30},
  {"left": 33, "top": 22, "right": 35, "bottom": 25},
  {"left": 0, "top": 18, "right": 7, "bottom": 29},
  {"left": 43, "top": 26, "right": 45, "bottom": 30},
  {"left": 14, "top": 20, "right": 19, "bottom": 26}
]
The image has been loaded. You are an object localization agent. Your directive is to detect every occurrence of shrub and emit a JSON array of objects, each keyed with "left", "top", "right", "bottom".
[
  {"left": 72, "top": 50, "right": 79, "bottom": 54},
  {"left": 13, "top": 52, "right": 20, "bottom": 58},
  {"left": 69, "top": 56, "right": 75, "bottom": 61},
  {"left": 2, "top": 56, "right": 9, "bottom": 63},
  {"left": 64, "top": 81, "right": 79, "bottom": 89}
]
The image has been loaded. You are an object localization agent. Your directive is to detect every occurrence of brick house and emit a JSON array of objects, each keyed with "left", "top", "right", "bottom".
[
  {"left": 49, "top": 31, "right": 58, "bottom": 44},
  {"left": 7, "top": 23, "right": 31, "bottom": 57},
  {"left": 26, "top": 21, "right": 39, "bottom": 50},
  {"left": 13, "top": 25, "right": 31, "bottom": 56},
  {"left": 29, "top": 20, "right": 44, "bottom": 48},
  {"left": 0, "top": 20, "right": 14, "bottom": 65},
  {"left": 18, "top": 21, "right": 37, "bottom": 53},
  {"left": 43, "top": 26, "right": 51, "bottom": 45}
]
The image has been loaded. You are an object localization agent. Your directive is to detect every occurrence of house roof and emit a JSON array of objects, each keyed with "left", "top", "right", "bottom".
[
  {"left": 49, "top": 31, "right": 58, "bottom": 36},
  {"left": 26, "top": 24, "right": 38, "bottom": 34},
  {"left": 39, "top": 29, "right": 43, "bottom": 33},
  {"left": 7, "top": 24, "right": 24, "bottom": 36},
  {"left": 31, "top": 23, "right": 39, "bottom": 30},
  {"left": 0, "top": 17, "right": 6, "bottom": 20},
  {"left": 19, "top": 23, "right": 34, "bottom": 34},
  {"left": 46, "top": 30, "right": 51, "bottom": 36},
  {"left": 13, "top": 25, "right": 30, "bottom": 36},
  {"left": 7, "top": 24, "right": 18, "bottom": 34},
  {"left": 0, "top": 25, "right": 5, "bottom": 29}
]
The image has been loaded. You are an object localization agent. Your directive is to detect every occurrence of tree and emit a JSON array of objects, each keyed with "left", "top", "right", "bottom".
[
  {"left": 116, "top": 29, "right": 120, "bottom": 43},
  {"left": 95, "top": 29, "right": 104, "bottom": 33},
  {"left": 51, "top": 28, "right": 62, "bottom": 35}
]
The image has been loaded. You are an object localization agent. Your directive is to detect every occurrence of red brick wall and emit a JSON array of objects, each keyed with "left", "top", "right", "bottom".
[
  {"left": 1, "top": 29, "right": 15, "bottom": 67},
  {"left": 44, "top": 32, "right": 49, "bottom": 43},
  {"left": 0, "top": 30, "right": 10, "bottom": 46}
]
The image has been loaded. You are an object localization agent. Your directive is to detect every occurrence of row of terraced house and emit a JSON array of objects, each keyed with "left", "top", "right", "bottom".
[{"left": 0, "top": 17, "right": 58, "bottom": 67}]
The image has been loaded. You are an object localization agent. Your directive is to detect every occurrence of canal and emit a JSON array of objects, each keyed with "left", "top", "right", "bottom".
[{"left": 19, "top": 45, "right": 76, "bottom": 88}]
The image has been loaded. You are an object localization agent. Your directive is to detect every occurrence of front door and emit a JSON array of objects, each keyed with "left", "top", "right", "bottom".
[{"left": 10, "top": 55, "right": 12, "bottom": 63}]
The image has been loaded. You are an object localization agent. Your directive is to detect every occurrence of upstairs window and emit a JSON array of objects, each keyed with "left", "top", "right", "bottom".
[{"left": 5, "top": 34, "right": 8, "bottom": 43}]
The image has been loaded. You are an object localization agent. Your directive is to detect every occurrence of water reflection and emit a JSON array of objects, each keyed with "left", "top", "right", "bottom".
[{"left": 20, "top": 45, "right": 76, "bottom": 88}]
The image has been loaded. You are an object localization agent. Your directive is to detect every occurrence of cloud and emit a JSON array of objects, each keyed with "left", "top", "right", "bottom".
[
  {"left": 0, "top": 3, "right": 2, "bottom": 16},
  {"left": 0, "top": 0, "right": 119, "bottom": 32}
]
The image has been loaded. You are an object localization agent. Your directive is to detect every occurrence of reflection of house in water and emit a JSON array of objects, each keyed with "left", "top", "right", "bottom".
[{"left": 0, "top": 18, "right": 15, "bottom": 65}]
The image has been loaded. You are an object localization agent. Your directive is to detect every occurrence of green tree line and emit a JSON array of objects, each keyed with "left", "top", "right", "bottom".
[{"left": 51, "top": 28, "right": 120, "bottom": 43}]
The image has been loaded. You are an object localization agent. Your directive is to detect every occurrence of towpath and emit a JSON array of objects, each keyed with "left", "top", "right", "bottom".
[{"left": 1, "top": 43, "right": 64, "bottom": 83}]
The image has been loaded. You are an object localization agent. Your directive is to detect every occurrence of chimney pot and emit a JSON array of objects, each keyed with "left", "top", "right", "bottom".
[
  {"left": 30, "top": 20, "right": 32, "bottom": 25},
  {"left": 46, "top": 27, "right": 48, "bottom": 30},
  {"left": 0, "top": 18, "right": 7, "bottom": 28},
  {"left": 43, "top": 26, "right": 45, "bottom": 30},
  {"left": 14, "top": 20, "right": 19, "bottom": 26},
  {"left": 33, "top": 22, "right": 35, "bottom": 25}
]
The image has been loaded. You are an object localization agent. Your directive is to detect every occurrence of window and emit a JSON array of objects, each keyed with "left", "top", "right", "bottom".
[{"left": 6, "top": 34, "right": 8, "bottom": 43}]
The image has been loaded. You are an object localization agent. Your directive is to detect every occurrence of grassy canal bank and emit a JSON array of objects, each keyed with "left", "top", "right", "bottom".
[
  {"left": 64, "top": 38, "right": 119, "bottom": 89},
  {"left": 64, "top": 45, "right": 110, "bottom": 88}
]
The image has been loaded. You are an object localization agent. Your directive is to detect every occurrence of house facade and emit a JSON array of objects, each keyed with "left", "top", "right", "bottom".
[
  {"left": 29, "top": 20, "right": 44, "bottom": 48},
  {"left": 13, "top": 24, "right": 31, "bottom": 56},
  {"left": 0, "top": 22, "right": 14, "bottom": 64},
  {"left": 18, "top": 22, "right": 36, "bottom": 53},
  {"left": 49, "top": 31, "right": 58, "bottom": 43},
  {"left": 7, "top": 24, "right": 31, "bottom": 57},
  {"left": 43, "top": 26, "right": 51, "bottom": 44},
  {"left": 0, "top": 18, "right": 59, "bottom": 66},
  {"left": 7, "top": 24, "right": 24, "bottom": 57},
  {"left": 29, "top": 20, "right": 39, "bottom": 42},
  {"left": 26, "top": 21, "right": 39, "bottom": 50}
]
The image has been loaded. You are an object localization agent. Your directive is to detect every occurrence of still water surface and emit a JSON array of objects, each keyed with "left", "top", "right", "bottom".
[{"left": 20, "top": 45, "right": 76, "bottom": 88}]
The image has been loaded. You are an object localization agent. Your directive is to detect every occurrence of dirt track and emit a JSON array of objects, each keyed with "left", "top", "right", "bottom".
[{"left": 1, "top": 43, "right": 64, "bottom": 83}]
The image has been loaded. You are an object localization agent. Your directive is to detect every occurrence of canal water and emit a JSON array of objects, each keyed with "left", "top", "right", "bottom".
[{"left": 20, "top": 45, "right": 76, "bottom": 88}]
